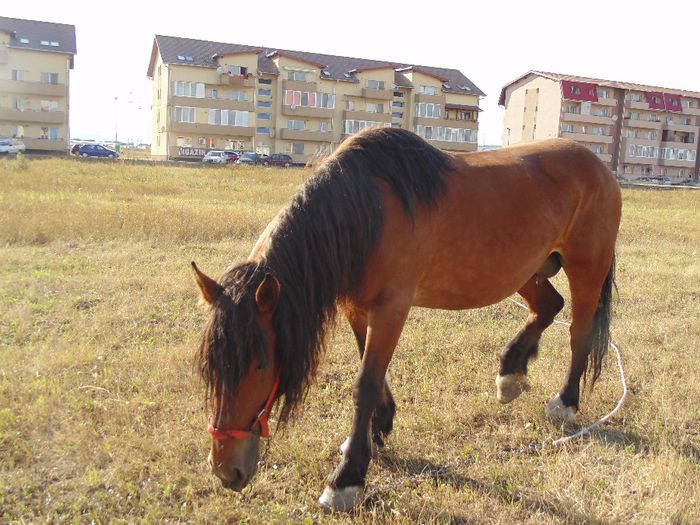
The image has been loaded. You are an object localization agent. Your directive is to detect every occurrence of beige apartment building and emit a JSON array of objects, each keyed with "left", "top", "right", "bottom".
[
  {"left": 0, "top": 16, "right": 76, "bottom": 152},
  {"left": 147, "top": 35, "right": 483, "bottom": 163},
  {"left": 500, "top": 71, "right": 700, "bottom": 181}
]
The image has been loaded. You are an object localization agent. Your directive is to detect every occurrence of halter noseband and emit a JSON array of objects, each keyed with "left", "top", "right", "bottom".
[{"left": 208, "top": 372, "right": 281, "bottom": 441}]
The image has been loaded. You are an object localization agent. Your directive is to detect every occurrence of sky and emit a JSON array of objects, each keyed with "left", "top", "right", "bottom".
[{"left": 6, "top": 0, "right": 700, "bottom": 146}]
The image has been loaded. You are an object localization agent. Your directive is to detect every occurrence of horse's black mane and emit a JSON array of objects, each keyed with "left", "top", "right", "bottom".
[{"left": 198, "top": 127, "right": 453, "bottom": 423}]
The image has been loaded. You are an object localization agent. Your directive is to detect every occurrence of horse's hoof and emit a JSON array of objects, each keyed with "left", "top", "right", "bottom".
[
  {"left": 545, "top": 394, "right": 577, "bottom": 424},
  {"left": 339, "top": 436, "right": 379, "bottom": 457},
  {"left": 496, "top": 373, "right": 530, "bottom": 403},
  {"left": 318, "top": 485, "right": 364, "bottom": 512}
]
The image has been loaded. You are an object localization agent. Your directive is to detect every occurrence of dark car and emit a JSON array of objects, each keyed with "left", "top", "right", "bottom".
[
  {"left": 223, "top": 151, "right": 240, "bottom": 163},
  {"left": 236, "top": 151, "right": 262, "bottom": 165},
  {"left": 74, "top": 144, "right": 119, "bottom": 159},
  {"left": 263, "top": 153, "right": 293, "bottom": 168}
]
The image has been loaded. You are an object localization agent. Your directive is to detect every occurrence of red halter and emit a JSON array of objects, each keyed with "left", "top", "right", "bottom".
[{"left": 208, "top": 372, "right": 281, "bottom": 441}]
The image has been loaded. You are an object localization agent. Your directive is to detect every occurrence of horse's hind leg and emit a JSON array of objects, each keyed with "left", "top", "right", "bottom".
[
  {"left": 497, "top": 276, "right": 564, "bottom": 403},
  {"left": 341, "top": 303, "right": 396, "bottom": 453}
]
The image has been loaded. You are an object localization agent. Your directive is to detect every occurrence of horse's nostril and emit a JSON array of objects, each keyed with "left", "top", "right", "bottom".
[{"left": 214, "top": 465, "right": 247, "bottom": 491}]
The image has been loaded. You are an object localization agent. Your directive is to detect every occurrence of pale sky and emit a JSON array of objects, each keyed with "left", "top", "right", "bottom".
[{"left": 6, "top": 0, "right": 700, "bottom": 146}]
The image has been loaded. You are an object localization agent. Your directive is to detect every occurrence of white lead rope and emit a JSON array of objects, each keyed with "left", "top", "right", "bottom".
[{"left": 506, "top": 297, "right": 628, "bottom": 447}]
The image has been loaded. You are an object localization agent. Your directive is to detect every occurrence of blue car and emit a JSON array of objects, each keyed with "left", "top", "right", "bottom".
[{"left": 74, "top": 143, "right": 119, "bottom": 159}]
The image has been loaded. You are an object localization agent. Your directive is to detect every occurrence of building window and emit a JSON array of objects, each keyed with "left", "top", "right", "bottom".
[
  {"left": 626, "top": 130, "right": 637, "bottom": 138},
  {"left": 288, "top": 71, "right": 306, "bottom": 82},
  {"left": 227, "top": 65, "right": 247, "bottom": 76},
  {"left": 367, "top": 79, "right": 385, "bottom": 90},
  {"left": 570, "top": 86, "right": 581, "bottom": 95},
  {"left": 416, "top": 125, "right": 477, "bottom": 143},
  {"left": 207, "top": 88, "right": 218, "bottom": 99},
  {"left": 593, "top": 109, "right": 608, "bottom": 117},
  {"left": 256, "top": 127, "right": 271, "bottom": 135},
  {"left": 392, "top": 112, "right": 403, "bottom": 119},
  {"left": 563, "top": 104, "right": 579, "bottom": 114},
  {"left": 12, "top": 70, "right": 25, "bottom": 81},
  {"left": 420, "top": 86, "right": 437, "bottom": 95},
  {"left": 342, "top": 120, "right": 390, "bottom": 134},
  {"left": 589, "top": 145, "right": 604, "bottom": 154},
  {"left": 456, "top": 110, "right": 473, "bottom": 121},
  {"left": 598, "top": 89, "right": 608, "bottom": 98},
  {"left": 592, "top": 127, "right": 606, "bottom": 136},
  {"left": 393, "top": 91, "right": 404, "bottom": 98},
  {"left": 415, "top": 103, "right": 441, "bottom": 119},
  {"left": 392, "top": 101, "right": 404, "bottom": 108},
  {"left": 41, "top": 72, "right": 59, "bottom": 84},
  {"left": 318, "top": 121, "right": 329, "bottom": 132},
  {"left": 290, "top": 143, "right": 304, "bottom": 154},
  {"left": 283, "top": 90, "right": 335, "bottom": 109},
  {"left": 173, "top": 81, "right": 203, "bottom": 98},
  {"left": 258, "top": 78, "right": 272, "bottom": 85},
  {"left": 257, "top": 113, "right": 272, "bottom": 120},
  {"left": 347, "top": 100, "right": 355, "bottom": 111},
  {"left": 228, "top": 90, "right": 246, "bottom": 102},
  {"left": 258, "top": 88, "right": 272, "bottom": 97},
  {"left": 287, "top": 119, "right": 306, "bottom": 131},
  {"left": 562, "top": 124, "right": 574, "bottom": 133},
  {"left": 644, "top": 131, "right": 655, "bottom": 140},
  {"left": 257, "top": 100, "right": 272, "bottom": 107},
  {"left": 40, "top": 100, "right": 59, "bottom": 112},
  {"left": 209, "top": 109, "right": 249, "bottom": 127},
  {"left": 174, "top": 106, "right": 195, "bottom": 123},
  {"left": 366, "top": 103, "right": 383, "bottom": 114}
]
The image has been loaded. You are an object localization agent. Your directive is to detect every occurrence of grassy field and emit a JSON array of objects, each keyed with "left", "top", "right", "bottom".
[{"left": 1, "top": 156, "right": 698, "bottom": 524}]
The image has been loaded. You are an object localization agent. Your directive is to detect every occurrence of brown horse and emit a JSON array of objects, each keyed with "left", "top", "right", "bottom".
[{"left": 192, "top": 127, "right": 621, "bottom": 511}]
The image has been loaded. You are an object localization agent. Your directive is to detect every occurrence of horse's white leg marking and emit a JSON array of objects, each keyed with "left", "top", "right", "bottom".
[
  {"left": 545, "top": 394, "right": 577, "bottom": 423},
  {"left": 495, "top": 373, "right": 530, "bottom": 404},
  {"left": 318, "top": 485, "right": 364, "bottom": 512}
]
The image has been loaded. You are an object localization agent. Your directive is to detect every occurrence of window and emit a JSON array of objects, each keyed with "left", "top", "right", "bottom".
[
  {"left": 626, "top": 130, "right": 638, "bottom": 138},
  {"left": 392, "top": 112, "right": 403, "bottom": 119},
  {"left": 290, "top": 143, "right": 304, "bottom": 154},
  {"left": 392, "top": 101, "right": 404, "bottom": 108},
  {"left": 288, "top": 71, "right": 306, "bottom": 82},
  {"left": 593, "top": 109, "right": 608, "bottom": 117},
  {"left": 644, "top": 131, "right": 655, "bottom": 140},
  {"left": 682, "top": 99, "right": 693, "bottom": 109},
  {"left": 257, "top": 113, "right": 272, "bottom": 120},
  {"left": 287, "top": 119, "right": 305, "bottom": 131},
  {"left": 627, "top": 111, "right": 640, "bottom": 120},
  {"left": 593, "top": 127, "right": 606, "bottom": 136},
  {"left": 174, "top": 106, "right": 195, "bottom": 123},
  {"left": 318, "top": 121, "right": 329, "bottom": 132},
  {"left": 598, "top": 89, "right": 608, "bottom": 98},
  {"left": 40, "top": 127, "right": 49, "bottom": 139},
  {"left": 393, "top": 91, "right": 404, "bottom": 98},
  {"left": 257, "top": 100, "right": 272, "bottom": 107},
  {"left": 367, "top": 79, "right": 385, "bottom": 90},
  {"left": 570, "top": 86, "right": 581, "bottom": 95},
  {"left": 173, "top": 81, "right": 203, "bottom": 98},
  {"left": 14, "top": 98, "right": 25, "bottom": 110},
  {"left": 209, "top": 109, "right": 249, "bottom": 126},
  {"left": 562, "top": 124, "right": 574, "bottom": 133},
  {"left": 41, "top": 72, "right": 59, "bottom": 84},
  {"left": 11, "top": 70, "right": 24, "bottom": 81},
  {"left": 283, "top": 90, "right": 334, "bottom": 109},
  {"left": 342, "top": 120, "right": 391, "bottom": 134},
  {"left": 420, "top": 86, "right": 437, "bottom": 95},
  {"left": 258, "top": 88, "right": 272, "bottom": 97},
  {"left": 589, "top": 145, "right": 603, "bottom": 154},
  {"left": 563, "top": 104, "right": 579, "bottom": 114},
  {"left": 347, "top": 100, "right": 355, "bottom": 111},
  {"left": 176, "top": 136, "right": 192, "bottom": 147},
  {"left": 456, "top": 111, "right": 473, "bottom": 121},
  {"left": 256, "top": 127, "right": 271, "bottom": 135},
  {"left": 228, "top": 90, "right": 246, "bottom": 101},
  {"left": 415, "top": 103, "right": 441, "bottom": 119},
  {"left": 258, "top": 78, "right": 272, "bottom": 85},
  {"left": 415, "top": 125, "right": 477, "bottom": 143},
  {"left": 40, "top": 100, "right": 59, "bottom": 112},
  {"left": 227, "top": 65, "right": 247, "bottom": 76},
  {"left": 366, "top": 103, "right": 383, "bottom": 113},
  {"left": 207, "top": 89, "right": 218, "bottom": 99}
]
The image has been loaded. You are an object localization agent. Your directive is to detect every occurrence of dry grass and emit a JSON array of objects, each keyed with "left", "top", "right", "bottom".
[{"left": 1, "top": 156, "right": 698, "bottom": 523}]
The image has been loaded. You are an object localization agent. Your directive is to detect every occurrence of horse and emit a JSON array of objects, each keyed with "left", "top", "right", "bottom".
[{"left": 192, "top": 127, "right": 621, "bottom": 511}]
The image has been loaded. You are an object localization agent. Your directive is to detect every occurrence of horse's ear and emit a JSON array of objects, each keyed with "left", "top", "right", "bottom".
[
  {"left": 255, "top": 273, "right": 280, "bottom": 314},
  {"left": 191, "top": 261, "right": 223, "bottom": 305}
]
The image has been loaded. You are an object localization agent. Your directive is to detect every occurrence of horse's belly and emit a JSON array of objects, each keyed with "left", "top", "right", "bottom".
[{"left": 413, "top": 273, "right": 527, "bottom": 310}]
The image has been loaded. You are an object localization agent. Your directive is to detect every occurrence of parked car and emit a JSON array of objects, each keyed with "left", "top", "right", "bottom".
[
  {"left": 223, "top": 151, "right": 239, "bottom": 163},
  {"left": 0, "top": 138, "right": 25, "bottom": 154},
  {"left": 75, "top": 143, "right": 119, "bottom": 159},
  {"left": 236, "top": 151, "right": 262, "bottom": 165},
  {"left": 202, "top": 150, "right": 229, "bottom": 164},
  {"left": 263, "top": 153, "right": 293, "bottom": 168}
]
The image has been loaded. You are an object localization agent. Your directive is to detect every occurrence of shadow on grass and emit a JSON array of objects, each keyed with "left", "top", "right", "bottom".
[{"left": 364, "top": 450, "right": 596, "bottom": 524}]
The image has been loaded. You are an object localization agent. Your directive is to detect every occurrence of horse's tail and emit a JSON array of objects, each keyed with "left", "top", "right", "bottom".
[{"left": 585, "top": 252, "right": 616, "bottom": 389}]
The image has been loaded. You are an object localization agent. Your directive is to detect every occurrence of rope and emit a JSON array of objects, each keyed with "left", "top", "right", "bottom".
[{"left": 362, "top": 295, "right": 628, "bottom": 503}]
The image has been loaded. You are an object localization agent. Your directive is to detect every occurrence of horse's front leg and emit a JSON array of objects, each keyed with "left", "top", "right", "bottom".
[{"left": 319, "top": 296, "right": 411, "bottom": 512}]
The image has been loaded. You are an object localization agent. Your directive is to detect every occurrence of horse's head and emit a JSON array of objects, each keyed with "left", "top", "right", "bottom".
[{"left": 192, "top": 261, "right": 281, "bottom": 491}]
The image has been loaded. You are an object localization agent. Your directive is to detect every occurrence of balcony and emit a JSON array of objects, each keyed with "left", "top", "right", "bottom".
[
  {"left": 343, "top": 110, "right": 391, "bottom": 123},
  {"left": 170, "top": 96, "right": 254, "bottom": 112},
  {"left": 279, "top": 128, "right": 333, "bottom": 142},
  {"left": 170, "top": 121, "right": 255, "bottom": 137},
  {"left": 415, "top": 93, "right": 446, "bottom": 104},
  {"left": 624, "top": 100, "right": 650, "bottom": 111},
  {"left": 281, "top": 105, "right": 333, "bottom": 118},
  {"left": 595, "top": 98, "right": 618, "bottom": 107},
  {"left": 219, "top": 74, "right": 255, "bottom": 88},
  {"left": 0, "top": 78, "right": 67, "bottom": 97},
  {"left": 426, "top": 139, "right": 476, "bottom": 152},
  {"left": 362, "top": 87, "right": 394, "bottom": 100},
  {"left": 623, "top": 117, "right": 663, "bottom": 130},
  {"left": 664, "top": 121, "right": 698, "bottom": 133},
  {"left": 561, "top": 112, "right": 613, "bottom": 125},
  {"left": 659, "top": 157, "right": 696, "bottom": 168},
  {"left": 23, "top": 137, "right": 67, "bottom": 151},
  {"left": 283, "top": 79, "right": 318, "bottom": 92},
  {"left": 561, "top": 131, "right": 613, "bottom": 144},
  {"left": 0, "top": 108, "right": 66, "bottom": 124},
  {"left": 415, "top": 116, "right": 477, "bottom": 129}
]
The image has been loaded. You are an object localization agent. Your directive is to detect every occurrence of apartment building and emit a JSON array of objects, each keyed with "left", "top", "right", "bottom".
[
  {"left": 0, "top": 16, "right": 76, "bottom": 152},
  {"left": 499, "top": 71, "right": 700, "bottom": 181},
  {"left": 147, "top": 35, "right": 483, "bottom": 163}
]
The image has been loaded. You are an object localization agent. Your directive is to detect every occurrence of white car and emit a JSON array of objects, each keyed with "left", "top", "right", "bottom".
[
  {"left": 202, "top": 150, "right": 228, "bottom": 164},
  {"left": 0, "top": 138, "right": 25, "bottom": 154}
]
